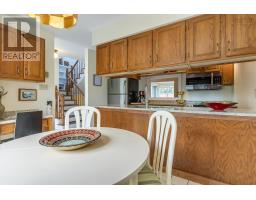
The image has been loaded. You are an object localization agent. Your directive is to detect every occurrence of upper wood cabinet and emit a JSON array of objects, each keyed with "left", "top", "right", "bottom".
[
  {"left": 0, "top": 25, "right": 24, "bottom": 80},
  {"left": 96, "top": 43, "right": 110, "bottom": 75},
  {"left": 0, "top": 24, "right": 45, "bottom": 82},
  {"left": 221, "top": 64, "right": 234, "bottom": 85},
  {"left": 128, "top": 31, "right": 153, "bottom": 71},
  {"left": 153, "top": 21, "right": 186, "bottom": 67},
  {"left": 225, "top": 15, "right": 256, "bottom": 57},
  {"left": 96, "top": 14, "right": 256, "bottom": 76},
  {"left": 24, "top": 35, "right": 45, "bottom": 82},
  {"left": 110, "top": 39, "right": 127, "bottom": 73},
  {"left": 187, "top": 15, "right": 221, "bottom": 62}
]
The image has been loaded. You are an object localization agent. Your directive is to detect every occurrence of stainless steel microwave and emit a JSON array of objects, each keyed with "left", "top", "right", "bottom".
[{"left": 185, "top": 72, "right": 222, "bottom": 90}]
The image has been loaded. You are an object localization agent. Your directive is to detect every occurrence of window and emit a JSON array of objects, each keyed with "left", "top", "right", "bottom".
[{"left": 150, "top": 78, "right": 178, "bottom": 99}]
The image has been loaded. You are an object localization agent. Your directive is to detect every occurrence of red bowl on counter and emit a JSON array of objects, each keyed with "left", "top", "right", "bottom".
[{"left": 205, "top": 102, "right": 237, "bottom": 111}]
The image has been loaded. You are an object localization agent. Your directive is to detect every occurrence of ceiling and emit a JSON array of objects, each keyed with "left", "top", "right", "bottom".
[
  {"left": 38, "top": 14, "right": 129, "bottom": 60},
  {"left": 42, "top": 14, "right": 130, "bottom": 48}
]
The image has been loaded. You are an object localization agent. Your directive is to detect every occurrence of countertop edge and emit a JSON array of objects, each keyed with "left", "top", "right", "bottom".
[
  {"left": 97, "top": 106, "right": 256, "bottom": 118},
  {"left": 0, "top": 115, "right": 54, "bottom": 125}
]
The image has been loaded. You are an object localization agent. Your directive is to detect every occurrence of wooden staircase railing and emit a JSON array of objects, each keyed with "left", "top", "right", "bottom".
[
  {"left": 55, "top": 86, "right": 65, "bottom": 123},
  {"left": 66, "top": 60, "right": 85, "bottom": 106}
]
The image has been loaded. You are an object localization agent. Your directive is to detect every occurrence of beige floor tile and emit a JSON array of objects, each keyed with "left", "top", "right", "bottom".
[{"left": 171, "top": 176, "right": 189, "bottom": 185}]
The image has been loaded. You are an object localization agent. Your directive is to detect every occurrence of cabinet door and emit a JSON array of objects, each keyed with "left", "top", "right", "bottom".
[
  {"left": 96, "top": 43, "right": 110, "bottom": 75},
  {"left": 24, "top": 35, "right": 45, "bottom": 82},
  {"left": 110, "top": 39, "right": 127, "bottom": 73},
  {"left": 153, "top": 21, "right": 186, "bottom": 67},
  {"left": 188, "top": 15, "right": 221, "bottom": 62},
  {"left": 226, "top": 15, "right": 256, "bottom": 57},
  {"left": 128, "top": 31, "right": 153, "bottom": 70},
  {"left": 221, "top": 64, "right": 234, "bottom": 85},
  {"left": 0, "top": 25, "right": 24, "bottom": 79}
]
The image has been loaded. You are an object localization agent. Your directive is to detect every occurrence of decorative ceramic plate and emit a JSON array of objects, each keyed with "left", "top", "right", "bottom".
[{"left": 39, "top": 129, "right": 101, "bottom": 151}]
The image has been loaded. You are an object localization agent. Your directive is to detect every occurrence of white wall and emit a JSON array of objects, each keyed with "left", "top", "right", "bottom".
[
  {"left": 234, "top": 61, "right": 256, "bottom": 109},
  {"left": 92, "top": 14, "right": 196, "bottom": 45},
  {"left": 84, "top": 49, "right": 108, "bottom": 106},
  {"left": 0, "top": 29, "right": 55, "bottom": 115},
  {"left": 55, "top": 37, "right": 86, "bottom": 61}
]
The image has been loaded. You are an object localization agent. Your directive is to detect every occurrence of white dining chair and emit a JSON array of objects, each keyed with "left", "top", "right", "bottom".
[
  {"left": 138, "top": 111, "right": 177, "bottom": 185},
  {"left": 64, "top": 106, "right": 101, "bottom": 130}
]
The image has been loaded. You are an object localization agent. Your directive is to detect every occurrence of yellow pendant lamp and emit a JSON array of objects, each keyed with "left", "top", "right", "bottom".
[{"left": 28, "top": 14, "right": 78, "bottom": 29}]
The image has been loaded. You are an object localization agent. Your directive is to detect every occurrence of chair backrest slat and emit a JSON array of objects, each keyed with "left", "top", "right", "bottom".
[
  {"left": 146, "top": 111, "right": 177, "bottom": 184},
  {"left": 64, "top": 106, "right": 101, "bottom": 130}
]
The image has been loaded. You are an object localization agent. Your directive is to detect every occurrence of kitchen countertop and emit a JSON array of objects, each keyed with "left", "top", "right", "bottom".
[
  {"left": 0, "top": 110, "right": 53, "bottom": 125},
  {"left": 97, "top": 105, "right": 256, "bottom": 117}
]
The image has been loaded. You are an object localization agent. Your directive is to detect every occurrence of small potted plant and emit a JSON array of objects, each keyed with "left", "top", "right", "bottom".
[{"left": 0, "top": 86, "right": 7, "bottom": 119}]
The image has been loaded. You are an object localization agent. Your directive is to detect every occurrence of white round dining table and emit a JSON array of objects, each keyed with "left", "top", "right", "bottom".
[{"left": 0, "top": 127, "right": 149, "bottom": 185}]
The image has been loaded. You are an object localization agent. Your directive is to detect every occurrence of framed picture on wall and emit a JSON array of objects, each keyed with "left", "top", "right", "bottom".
[
  {"left": 18, "top": 89, "right": 37, "bottom": 101},
  {"left": 93, "top": 74, "right": 102, "bottom": 86}
]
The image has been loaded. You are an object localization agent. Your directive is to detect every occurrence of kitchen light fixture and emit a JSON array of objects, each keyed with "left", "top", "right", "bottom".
[{"left": 28, "top": 14, "right": 78, "bottom": 29}]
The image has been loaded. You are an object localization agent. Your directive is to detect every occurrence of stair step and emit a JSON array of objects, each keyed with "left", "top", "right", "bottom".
[
  {"left": 64, "top": 96, "right": 72, "bottom": 100},
  {"left": 64, "top": 105, "right": 77, "bottom": 111},
  {"left": 64, "top": 100, "right": 75, "bottom": 105}
]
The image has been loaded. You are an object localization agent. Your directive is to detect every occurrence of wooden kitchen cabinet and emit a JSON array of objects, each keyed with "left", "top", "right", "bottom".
[
  {"left": 153, "top": 21, "right": 186, "bottom": 67},
  {"left": 110, "top": 39, "right": 127, "bottom": 73},
  {"left": 96, "top": 43, "right": 110, "bottom": 75},
  {"left": 128, "top": 31, "right": 153, "bottom": 71},
  {"left": 225, "top": 15, "right": 256, "bottom": 57},
  {"left": 221, "top": 64, "right": 234, "bottom": 85},
  {"left": 0, "top": 23, "right": 45, "bottom": 82},
  {"left": 187, "top": 15, "right": 221, "bottom": 62},
  {"left": 0, "top": 24, "right": 24, "bottom": 80},
  {"left": 0, "top": 117, "right": 53, "bottom": 140},
  {"left": 23, "top": 35, "right": 45, "bottom": 82},
  {"left": 98, "top": 107, "right": 256, "bottom": 184}
]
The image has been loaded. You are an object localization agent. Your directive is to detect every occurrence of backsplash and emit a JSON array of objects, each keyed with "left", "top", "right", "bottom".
[{"left": 139, "top": 73, "right": 234, "bottom": 102}]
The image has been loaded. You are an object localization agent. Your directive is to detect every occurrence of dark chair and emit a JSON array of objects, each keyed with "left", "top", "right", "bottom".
[{"left": 15, "top": 111, "right": 43, "bottom": 139}]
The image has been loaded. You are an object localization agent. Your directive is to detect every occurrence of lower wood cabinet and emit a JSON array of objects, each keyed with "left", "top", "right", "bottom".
[
  {"left": 0, "top": 117, "right": 53, "bottom": 140},
  {"left": 98, "top": 108, "right": 256, "bottom": 184}
]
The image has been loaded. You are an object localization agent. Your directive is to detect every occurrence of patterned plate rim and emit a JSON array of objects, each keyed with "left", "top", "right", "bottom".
[{"left": 39, "top": 129, "right": 101, "bottom": 148}]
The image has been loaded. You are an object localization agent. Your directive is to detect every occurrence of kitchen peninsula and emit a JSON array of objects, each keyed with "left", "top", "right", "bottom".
[{"left": 97, "top": 105, "right": 256, "bottom": 185}]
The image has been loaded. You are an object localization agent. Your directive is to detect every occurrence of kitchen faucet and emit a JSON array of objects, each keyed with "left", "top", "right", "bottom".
[{"left": 145, "top": 84, "right": 149, "bottom": 109}]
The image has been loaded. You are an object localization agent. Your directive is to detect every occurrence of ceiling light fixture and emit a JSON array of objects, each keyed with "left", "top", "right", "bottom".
[{"left": 28, "top": 14, "right": 78, "bottom": 29}]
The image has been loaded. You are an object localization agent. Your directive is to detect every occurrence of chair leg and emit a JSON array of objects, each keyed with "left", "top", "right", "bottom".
[{"left": 129, "top": 173, "right": 138, "bottom": 185}]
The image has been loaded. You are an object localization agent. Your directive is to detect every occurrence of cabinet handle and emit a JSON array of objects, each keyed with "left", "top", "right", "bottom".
[
  {"left": 16, "top": 66, "right": 20, "bottom": 74},
  {"left": 149, "top": 55, "right": 152, "bottom": 64},
  {"left": 156, "top": 54, "right": 158, "bottom": 62},
  {"left": 216, "top": 43, "right": 220, "bottom": 53},
  {"left": 25, "top": 68, "right": 28, "bottom": 76}
]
